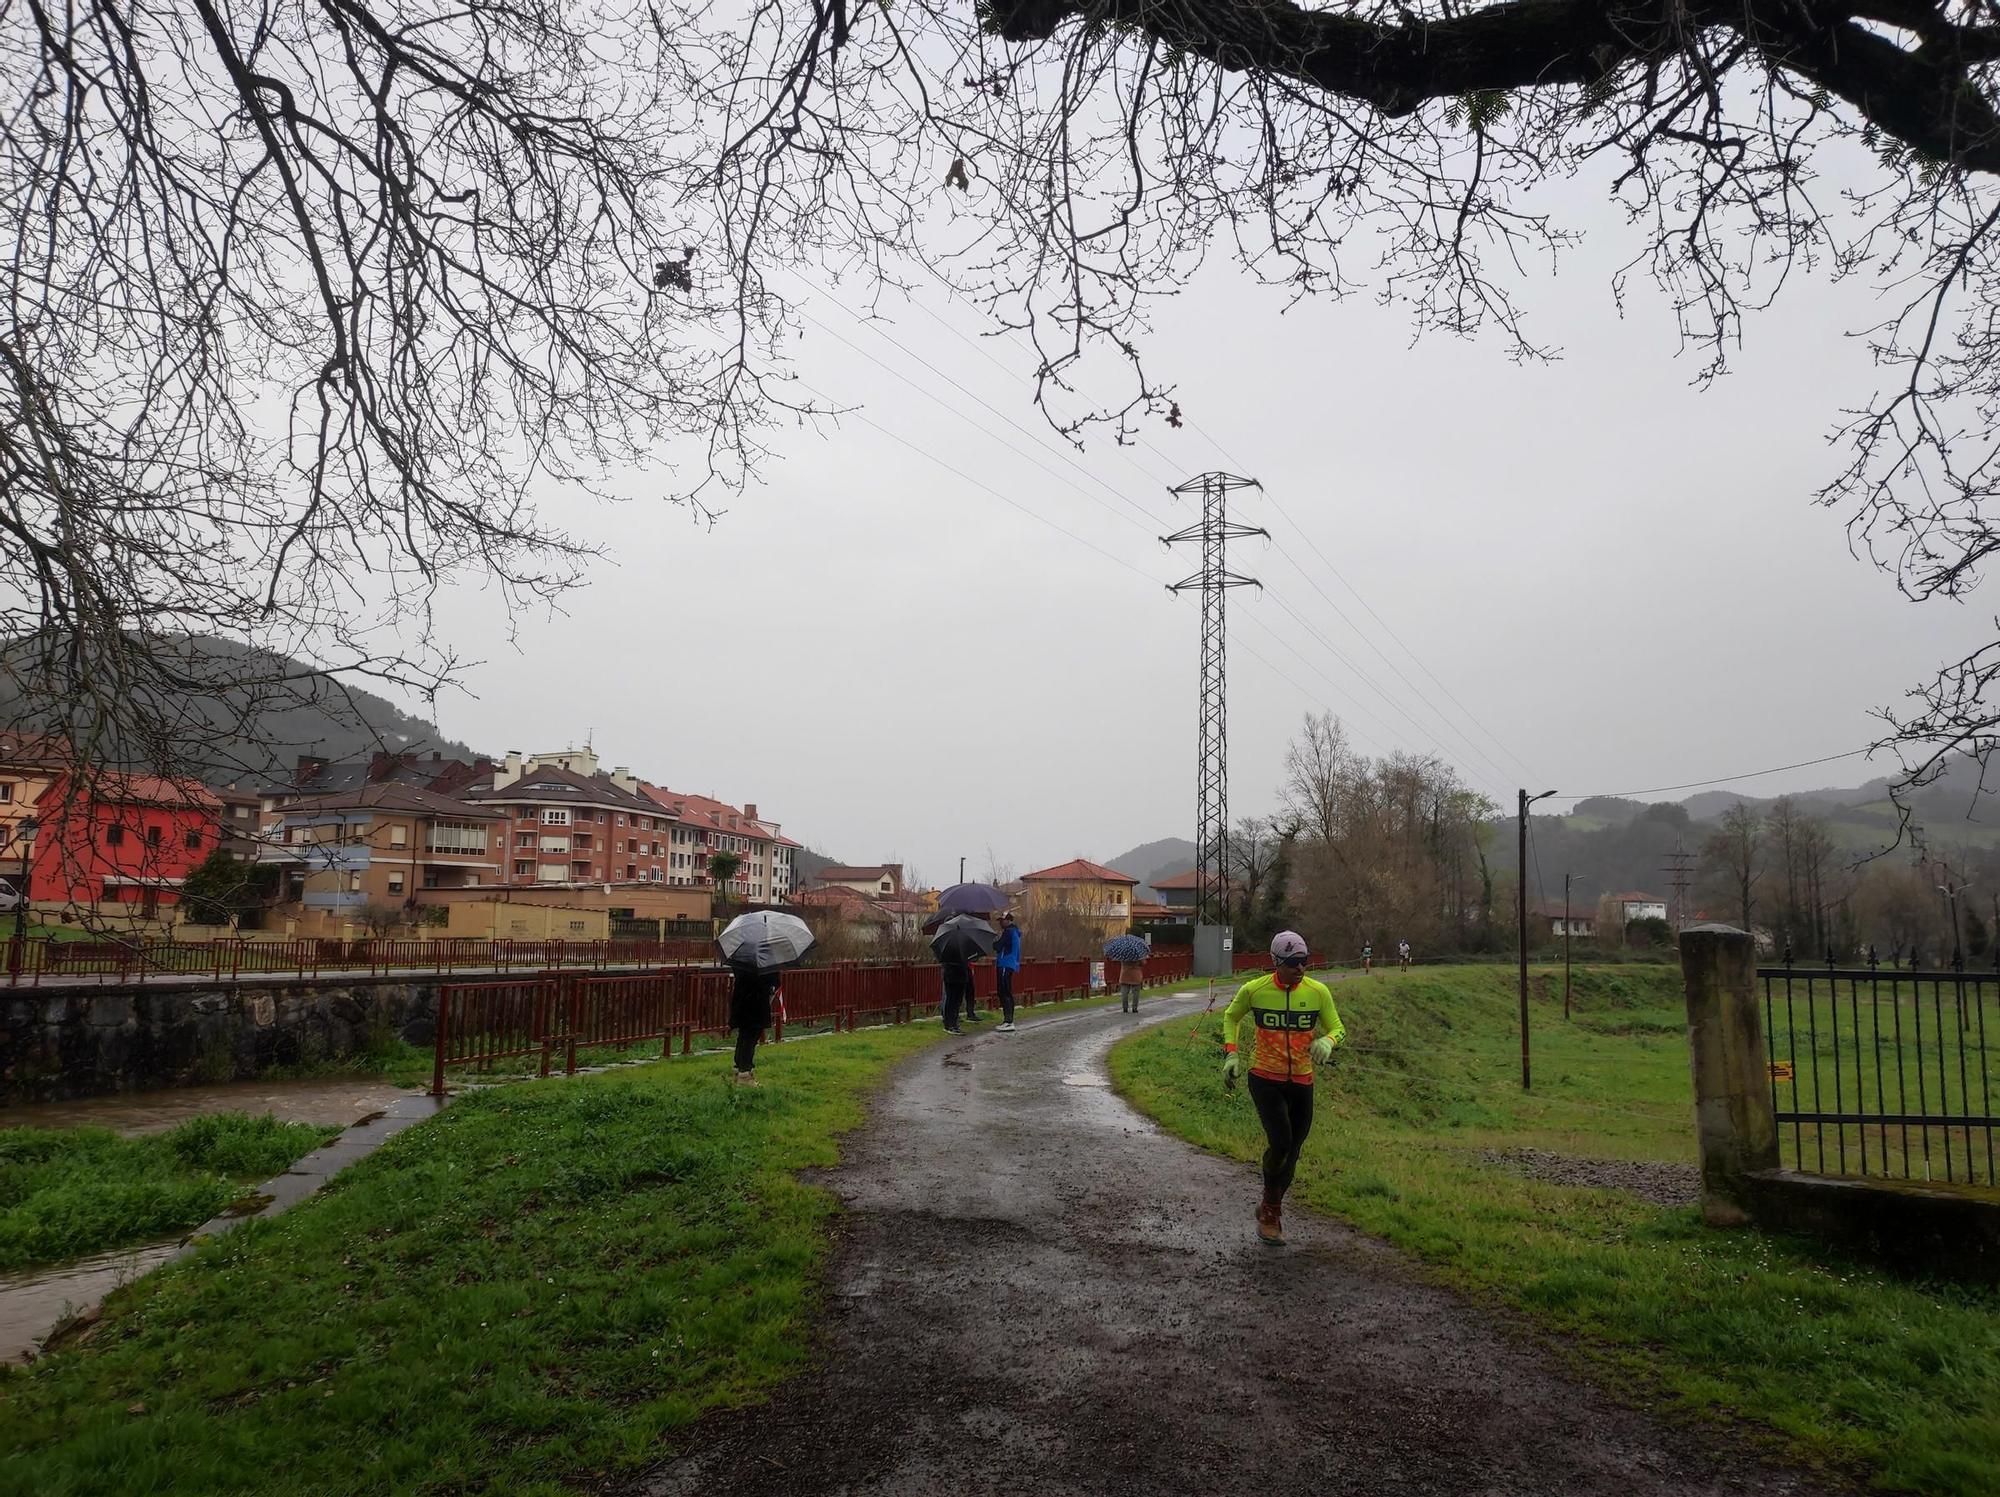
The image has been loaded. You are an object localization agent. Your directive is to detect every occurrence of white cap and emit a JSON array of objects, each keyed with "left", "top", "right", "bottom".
[{"left": 1270, "top": 931, "right": 1308, "bottom": 963}]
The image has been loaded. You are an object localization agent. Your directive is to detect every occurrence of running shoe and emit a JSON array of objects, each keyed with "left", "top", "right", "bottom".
[
  {"left": 997, "top": 1022, "right": 1016, "bottom": 1033},
  {"left": 943, "top": 1025, "right": 963, "bottom": 1035},
  {"left": 1255, "top": 1202, "right": 1284, "bottom": 1246}
]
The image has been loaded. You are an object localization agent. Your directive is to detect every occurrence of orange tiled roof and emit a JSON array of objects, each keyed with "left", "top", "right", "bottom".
[
  {"left": 1020, "top": 858, "right": 1140, "bottom": 884},
  {"left": 39, "top": 771, "right": 222, "bottom": 810}
]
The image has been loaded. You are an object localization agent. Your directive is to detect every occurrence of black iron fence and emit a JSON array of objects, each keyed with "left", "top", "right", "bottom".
[{"left": 1761, "top": 966, "right": 1998, "bottom": 1188}]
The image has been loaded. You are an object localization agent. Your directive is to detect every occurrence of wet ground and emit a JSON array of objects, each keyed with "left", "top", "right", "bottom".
[
  {"left": 632, "top": 996, "right": 1849, "bottom": 1497},
  {"left": 0, "top": 1091, "right": 447, "bottom": 1362},
  {"left": 0, "top": 1077, "right": 415, "bottom": 1136}
]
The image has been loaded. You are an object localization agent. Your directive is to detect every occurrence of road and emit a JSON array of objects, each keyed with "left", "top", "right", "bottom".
[{"left": 633, "top": 996, "right": 1845, "bottom": 1497}]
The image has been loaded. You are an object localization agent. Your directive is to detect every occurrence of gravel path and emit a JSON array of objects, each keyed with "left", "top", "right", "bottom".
[
  {"left": 630, "top": 997, "right": 1846, "bottom": 1497},
  {"left": 1482, "top": 1147, "right": 1702, "bottom": 1208}
]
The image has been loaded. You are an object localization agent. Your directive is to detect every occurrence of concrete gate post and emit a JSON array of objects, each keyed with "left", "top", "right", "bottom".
[{"left": 1678, "top": 924, "right": 1779, "bottom": 1227}]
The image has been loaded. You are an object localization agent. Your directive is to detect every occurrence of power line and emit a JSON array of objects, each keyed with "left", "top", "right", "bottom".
[
  {"left": 786, "top": 302, "right": 1169, "bottom": 541},
  {"left": 872, "top": 277, "right": 1532, "bottom": 793},
  {"left": 843, "top": 407, "right": 1169, "bottom": 588},
  {"left": 1172, "top": 413, "right": 1541, "bottom": 785},
  {"left": 1571, "top": 748, "right": 1876, "bottom": 801},
  {"left": 1256, "top": 586, "right": 1518, "bottom": 794},
  {"left": 785, "top": 275, "right": 1171, "bottom": 533}
]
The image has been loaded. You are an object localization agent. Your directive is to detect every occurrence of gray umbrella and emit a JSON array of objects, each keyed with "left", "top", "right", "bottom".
[
  {"left": 717, "top": 910, "right": 816, "bottom": 971},
  {"left": 930, "top": 914, "right": 999, "bottom": 964}
]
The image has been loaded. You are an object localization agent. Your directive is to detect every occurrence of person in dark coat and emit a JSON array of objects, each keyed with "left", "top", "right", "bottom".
[
  {"left": 939, "top": 951, "right": 973, "bottom": 1035},
  {"left": 729, "top": 962, "right": 781, "bottom": 1085}
]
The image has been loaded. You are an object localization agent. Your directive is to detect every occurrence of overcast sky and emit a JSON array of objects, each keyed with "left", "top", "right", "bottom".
[{"left": 419, "top": 149, "right": 1985, "bottom": 885}]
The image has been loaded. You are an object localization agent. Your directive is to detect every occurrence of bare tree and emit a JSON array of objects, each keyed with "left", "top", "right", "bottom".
[
  {"left": 2, "top": 0, "right": 795, "bottom": 792},
  {"left": 1701, "top": 803, "right": 1764, "bottom": 934},
  {"left": 1281, "top": 712, "right": 1354, "bottom": 844},
  {"left": 1225, "top": 814, "right": 1281, "bottom": 931}
]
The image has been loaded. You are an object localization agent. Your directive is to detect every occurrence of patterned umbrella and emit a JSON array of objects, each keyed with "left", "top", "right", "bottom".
[
  {"left": 1103, "top": 935, "right": 1150, "bottom": 961},
  {"left": 717, "top": 910, "right": 816, "bottom": 971}
]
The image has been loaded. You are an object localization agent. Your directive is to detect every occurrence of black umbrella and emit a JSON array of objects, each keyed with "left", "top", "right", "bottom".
[
  {"left": 930, "top": 914, "right": 999, "bottom": 963},
  {"left": 938, "top": 882, "right": 1010, "bottom": 916}
]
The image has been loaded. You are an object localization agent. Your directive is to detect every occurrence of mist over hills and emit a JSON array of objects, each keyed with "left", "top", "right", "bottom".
[{"left": 1105, "top": 757, "right": 2000, "bottom": 913}]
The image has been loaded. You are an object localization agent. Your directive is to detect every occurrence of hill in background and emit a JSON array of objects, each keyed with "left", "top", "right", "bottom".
[
  {"left": 1100, "top": 836, "right": 1196, "bottom": 899},
  {"left": 0, "top": 636, "right": 480, "bottom": 786}
]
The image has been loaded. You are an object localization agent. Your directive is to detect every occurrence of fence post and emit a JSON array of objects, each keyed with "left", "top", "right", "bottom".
[
  {"left": 1680, "top": 923, "right": 1779, "bottom": 1226},
  {"left": 431, "top": 985, "right": 451, "bottom": 1098}
]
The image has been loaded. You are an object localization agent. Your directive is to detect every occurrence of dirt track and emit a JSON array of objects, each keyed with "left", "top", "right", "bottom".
[{"left": 632, "top": 997, "right": 1847, "bottom": 1496}]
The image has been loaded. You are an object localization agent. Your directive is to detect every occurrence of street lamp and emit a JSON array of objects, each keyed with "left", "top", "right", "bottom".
[
  {"left": 8, "top": 815, "right": 38, "bottom": 976},
  {"left": 1518, "top": 789, "right": 1558, "bottom": 1089}
]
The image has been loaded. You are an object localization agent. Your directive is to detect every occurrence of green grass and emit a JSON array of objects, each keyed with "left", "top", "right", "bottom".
[
  {"left": 0, "top": 1021, "right": 945, "bottom": 1496},
  {"left": 1111, "top": 964, "right": 2000, "bottom": 1495},
  {"left": 0, "top": 1115, "right": 340, "bottom": 1270}
]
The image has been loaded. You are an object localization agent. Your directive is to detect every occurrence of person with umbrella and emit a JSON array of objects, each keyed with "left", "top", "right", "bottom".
[
  {"left": 931, "top": 913, "right": 999, "bottom": 1035},
  {"left": 717, "top": 911, "right": 815, "bottom": 1087},
  {"left": 937, "top": 882, "right": 1007, "bottom": 1022},
  {"left": 1104, "top": 933, "right": 1149, "bottom": 1013},
  {"left": 1219, "top": 931, "right": 1344, "bottom": 1245}
]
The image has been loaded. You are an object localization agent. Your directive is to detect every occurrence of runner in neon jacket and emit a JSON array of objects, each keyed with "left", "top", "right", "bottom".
[{"left": 1220, "top": 931, "right": 1343, "bottom": 1244}]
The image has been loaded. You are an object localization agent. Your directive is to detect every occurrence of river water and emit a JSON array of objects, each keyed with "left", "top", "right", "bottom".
[{"left": 0, "top": 1077, "right": 417, "bottom": 1135}]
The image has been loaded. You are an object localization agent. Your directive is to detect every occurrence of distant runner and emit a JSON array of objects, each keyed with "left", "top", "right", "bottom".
[
  {"left": 1220, "top": 931, "right": 1344, "bottom": 1246},
  {"left": 1361, "top": 942, "right": 1373, "bottom": 974},
  {"left": 1397, "top": 940, "right": 1411, "bottom": 971}
]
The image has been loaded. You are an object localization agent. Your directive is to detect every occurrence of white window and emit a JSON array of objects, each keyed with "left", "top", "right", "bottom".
[
  {"left": 538, "top": 835, "right": 571, "bottom": 853},
  {"left": 0, "top": 783, "right": 12, "bottom": 804},
  {"left": 617, "top": 814, "right": 626, "bottom": 825},
  {"left": 388, "top": 871, "right": 405, "bottom": 894},
  {"left": 429, "top": 823, "right": 488, "bottom": 853},
  {"left": 390, "top": 825, "right": 407, "bottom": 847},
  {"left": 348, "top": 872, "right": 362, "bottom": 892},
  {"left": 541, "top": 808, "right": 570, "bottom": 826}
]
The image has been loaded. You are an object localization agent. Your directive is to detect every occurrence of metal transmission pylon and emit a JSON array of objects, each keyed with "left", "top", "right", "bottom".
[{"left": 1163, "top": 472, "right": 1266, "bottom": 935}]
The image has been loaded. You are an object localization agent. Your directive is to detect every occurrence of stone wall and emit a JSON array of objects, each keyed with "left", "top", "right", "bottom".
[{"left": 0, "top": 978, "right": 440, "bottom": 1104}]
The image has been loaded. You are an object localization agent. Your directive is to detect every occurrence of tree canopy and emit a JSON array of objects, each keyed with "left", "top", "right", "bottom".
[{"left": 7, "top": 0, "right": 2000, "bottom": 786}]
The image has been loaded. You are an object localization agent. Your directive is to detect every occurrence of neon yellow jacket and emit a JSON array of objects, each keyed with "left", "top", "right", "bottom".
[{"left": 1221, "top": 971, "right": 1344, "bottom": 1083}]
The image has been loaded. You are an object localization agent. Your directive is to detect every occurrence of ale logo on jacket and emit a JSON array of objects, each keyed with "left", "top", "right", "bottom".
[{"left": 1253, "top": 1009, "right": 1317, "bottom": 1032}]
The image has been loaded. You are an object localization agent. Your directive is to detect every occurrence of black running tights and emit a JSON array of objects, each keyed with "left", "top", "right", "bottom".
[{"left": 1246, "top": 1074, "right": 1314, "bottom": 1204}]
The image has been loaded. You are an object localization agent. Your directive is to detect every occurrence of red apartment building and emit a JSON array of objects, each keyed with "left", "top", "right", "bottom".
[
  {"left": 640, "top": 786, "right": 798, "bottom": 904},
  {"left": 461, "top": 750, "right": 677, "bottom": 886},
  {"left": 26, "top": 773, "right": 224, "bottom": 917}
]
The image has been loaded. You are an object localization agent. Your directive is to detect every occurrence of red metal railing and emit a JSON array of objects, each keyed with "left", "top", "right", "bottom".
[{"left": 428, "top": 952, "right": 1167, "bottom": 1093}]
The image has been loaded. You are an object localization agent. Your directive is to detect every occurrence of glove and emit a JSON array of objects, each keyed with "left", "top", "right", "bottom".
[
  {"left": 1220, "top": 1051, "right": 1241, "bottom": 1088},
  {"left": 1310, "top": 1036, "right": 1336, "bottom": 1066}
]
